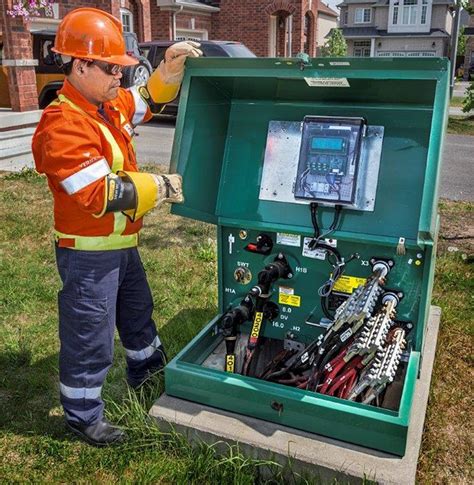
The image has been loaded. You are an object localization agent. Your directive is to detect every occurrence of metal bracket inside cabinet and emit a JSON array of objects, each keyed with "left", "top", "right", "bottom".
[
  {"left": 259, "top": 120, "right": 384, "bottom": 212},
  {"left": 284, "top": 338, "right": 305, "bottom": 352}
]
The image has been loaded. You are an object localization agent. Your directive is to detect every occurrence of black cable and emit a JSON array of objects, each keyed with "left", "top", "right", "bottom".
[
  {"left": 310, "top": 202, "right": 320, "bottom": 240},
  {"left": 308, "top": 204, "right": 342, "bottom": 250}
]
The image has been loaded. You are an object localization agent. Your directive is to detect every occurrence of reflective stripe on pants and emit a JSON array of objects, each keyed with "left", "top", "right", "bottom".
[{"left": 56, "top": 245, "right": 164, "bottom": 425}]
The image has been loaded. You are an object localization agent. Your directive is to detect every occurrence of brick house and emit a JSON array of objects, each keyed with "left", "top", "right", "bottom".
[
  {"left": 463, "top": 0, "right": 474, "bottom": 79},
  {"left": 337, "top": 0, "right": 454, "bottom": 58},
  {"left": 0, "top": 0, "right": 327, "bottom": 111}
]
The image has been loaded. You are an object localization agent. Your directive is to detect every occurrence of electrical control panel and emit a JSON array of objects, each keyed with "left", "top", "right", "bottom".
[
  {"left": 294, "top": 116, "right": 366, "bottom": 205},
  {"left": 166, "top": 57, "right": 448, "bottom": 457},
  {"left": 259, "top": 119, "right": 384, "bottom": 212}
]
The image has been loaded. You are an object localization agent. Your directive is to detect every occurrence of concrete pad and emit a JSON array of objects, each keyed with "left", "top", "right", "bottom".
[{"left": 150, "top": 306, "right": 441, "bottom": 485}]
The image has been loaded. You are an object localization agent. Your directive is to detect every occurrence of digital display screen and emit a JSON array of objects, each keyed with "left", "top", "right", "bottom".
[{"left": 311, "top": 137, "right": 344, "bottom": 151}]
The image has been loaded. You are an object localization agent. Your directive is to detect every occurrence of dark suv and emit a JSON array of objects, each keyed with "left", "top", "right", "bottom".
[{"left": 139, "top": 40, "right": 256, "bottom": 116}]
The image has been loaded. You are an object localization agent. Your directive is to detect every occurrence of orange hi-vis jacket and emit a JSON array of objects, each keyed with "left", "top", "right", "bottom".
[{"left": 33, "top": 79, "right": 153, "bottom": 251}]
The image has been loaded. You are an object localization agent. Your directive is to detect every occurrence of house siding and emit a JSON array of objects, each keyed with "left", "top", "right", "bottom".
[
  {"left": 317, "top": 13, "right": 338, "bottom": 47},
  {"left": 374, "top": 6, "right": 389, "bottom": 28},
  {"left": 431, "top": 4, "right": 451, "bottom": 31}
]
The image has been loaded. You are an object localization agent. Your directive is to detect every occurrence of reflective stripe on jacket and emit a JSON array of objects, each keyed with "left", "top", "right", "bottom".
[{"left": 32, "top": 80, "right": 152, "bottom": 250}]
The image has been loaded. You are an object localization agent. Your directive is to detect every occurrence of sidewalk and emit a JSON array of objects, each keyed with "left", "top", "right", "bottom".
[
  {"left": 449, "top": 106, "right": 467, "bottom": 116},
  {"left": 0, "top": 108, "right": 42, "bottom": 172},
  {"left": 453, "top": 81, "right": 470, "bottom": 98}
]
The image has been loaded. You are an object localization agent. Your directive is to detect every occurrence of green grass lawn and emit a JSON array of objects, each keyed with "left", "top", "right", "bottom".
[
  {"left": 450, "top": 96, "right": 465, "bottom": 108},
  {"left": 0, "top": 171, "right": 472, "bottom": 483},
  {"left": 447, "top": 116, "right": 474, "bottom": 136}
]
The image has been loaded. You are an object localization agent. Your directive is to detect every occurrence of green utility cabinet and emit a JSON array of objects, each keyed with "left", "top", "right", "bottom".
[{"left": 165, "top": 58, "right": 449, "bottom": 456}]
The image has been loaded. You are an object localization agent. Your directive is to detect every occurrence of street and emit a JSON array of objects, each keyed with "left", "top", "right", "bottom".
[
  {"left": 135, "top": 118, "right": 474, "bottom": 202},
  {"left": 441, "top": 135, "right": 474, "bottom": 201}
]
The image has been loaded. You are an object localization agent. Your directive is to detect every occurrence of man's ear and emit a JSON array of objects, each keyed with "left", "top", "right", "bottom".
[{"left": 73, "top": 58, "right": 86, "bottom": 75}]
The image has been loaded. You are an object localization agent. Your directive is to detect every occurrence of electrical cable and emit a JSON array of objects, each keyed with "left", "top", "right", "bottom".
[
  {"left": 308, "top": 205, "right": 342, "bottom": 250},
  {"left": 310, "top": 202, "right": 320, "bottom": 240}
]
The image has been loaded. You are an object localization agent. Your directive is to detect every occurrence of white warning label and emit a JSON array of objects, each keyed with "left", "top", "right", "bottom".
[
  {"left": 276, "top": 232, "right": 301, "bottom": 247},
  {"left": 304, "top": 77, "right": 350, "bottom": 88},
  {"left": 302, "top": 237, "right": 326, "bottom": 260}
]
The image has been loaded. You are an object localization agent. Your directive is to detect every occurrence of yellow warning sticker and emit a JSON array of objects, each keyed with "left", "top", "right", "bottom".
[
  {"left": 333, "top": 275, "right": 367, "bottom": 294},
  {"left": 225, "top": 355, "right": 235, "bottom": 373},
  {"left": 250, "top": 312, "right": 264, "bottom": 339},
  {"left": 278, "top": 294, "right": 301, "bottom": 307}
]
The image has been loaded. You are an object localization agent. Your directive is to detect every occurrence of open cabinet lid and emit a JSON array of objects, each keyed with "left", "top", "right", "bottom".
[{"left": 170, "top": 57, "right": 450, "bottom": 246}]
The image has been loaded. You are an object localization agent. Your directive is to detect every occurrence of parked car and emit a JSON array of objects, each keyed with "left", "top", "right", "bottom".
[
  {"left": 0, "top": 31, "right": 64, "bottom": 109},
  {"left": 0, "top": 31, "right": 150, "bottom": 109},
  {"left": 139, "top": 40, "right": 256, "bottom": 117},
  {"left": 122, "top": 32, "right": 153, "bottom": 88}
]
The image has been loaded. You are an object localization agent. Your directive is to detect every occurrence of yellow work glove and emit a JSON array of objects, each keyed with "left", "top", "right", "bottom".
[
  {"left": 146, "top": 41, "right": 202, "bottom": 104},
  {"left": 119, "top": 172, "right": 184, "bottom": 222},
  {"left": 162, "top": 41, "right": 203, "bottom": 84}
]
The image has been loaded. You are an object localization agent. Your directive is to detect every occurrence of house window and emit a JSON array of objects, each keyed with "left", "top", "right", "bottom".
[
  {"left": 392, "top": 1, "right": 399, "bottom": 24},
  {"left": 343, "top": 9, "right": 348, "bottom": 25},
  {"left": 401, "top": 0, "right": 417, "bottom": 25},
  {"left": 377, "top": 50, "right": 435, "bottom": 57},
  {"left": 353, "top": 40, "right": 371, "bottom": 57},
  {"left": 176, "top": 31, "right": 207, "bottom": 41},
  {"left": 421, "top": 0, "right": 428, "bottom": 24},
  {"left": 355, "top": 8, "right": 372, "bottom": 24},
  {"left": 390, "top": 0, "right": 432, "bottom": 27},
  {"left": 120, "top": 8, "right": 133, "bottom": 33}
]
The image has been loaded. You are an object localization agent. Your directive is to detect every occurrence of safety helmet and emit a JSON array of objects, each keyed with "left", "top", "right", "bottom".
[{"left": 52, "top": 7, "right": 138, "bottom": 66}]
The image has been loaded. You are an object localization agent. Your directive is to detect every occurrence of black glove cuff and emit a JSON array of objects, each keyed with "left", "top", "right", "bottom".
[{"left": 138, "top": 86, "right": 166, "bottom": 115}]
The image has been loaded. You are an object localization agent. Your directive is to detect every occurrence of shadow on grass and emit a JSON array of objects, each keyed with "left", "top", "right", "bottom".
[
  {"left": 0, "top": 349, "right": 65, "bottom": 439},
  {"left": 159, "top": 307, "right": 217, "bottom": 360},
  {"left": 0, "top": 307, "right": 216, "bottom": 443}
]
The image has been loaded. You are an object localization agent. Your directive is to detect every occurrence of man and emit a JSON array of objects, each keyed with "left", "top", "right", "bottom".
[{"left": 32, "top": 7, "right": 202, "bottom": 446}]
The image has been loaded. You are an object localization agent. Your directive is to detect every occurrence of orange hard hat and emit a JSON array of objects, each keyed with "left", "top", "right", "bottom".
[{"left": 52, "top": 7, "right": 138, "bottom": 66}]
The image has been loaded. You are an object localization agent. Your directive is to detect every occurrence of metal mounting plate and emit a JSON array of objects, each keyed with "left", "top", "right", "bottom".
[{"left": 259, "top": 121, "right": 384, "bottom": 212}]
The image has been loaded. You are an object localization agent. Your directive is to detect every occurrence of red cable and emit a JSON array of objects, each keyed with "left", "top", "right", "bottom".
[
  {"left": 319, "top": 359, "right": 347, "bottom": 394},
  {"left": 327, "top": 356, "right": 363, "bottom": 396}
]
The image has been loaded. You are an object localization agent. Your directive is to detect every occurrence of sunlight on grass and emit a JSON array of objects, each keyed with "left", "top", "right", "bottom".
[{"left": 0, "top": 174, "right": 472, "bottom": 483}]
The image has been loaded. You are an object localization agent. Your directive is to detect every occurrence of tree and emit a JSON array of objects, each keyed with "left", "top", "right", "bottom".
[
  {"left": 460, "top": 0, "right": 473, "bottom": 14},
  {"left": 458, "top": 27, "right": 466, "bottom": 57},
  {"left": 462, "top": 82, "right": 473, "bottom": 113},
  {"left": 320, "top": 29, "right": 347, "bottom": 57}
]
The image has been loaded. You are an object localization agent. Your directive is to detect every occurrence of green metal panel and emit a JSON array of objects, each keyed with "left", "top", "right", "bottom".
[
  {"left": 217, "top": 227, "right": 426, "bottom": 350},
  {"left": 167, "top": 58, "right": 448, "bottom": 456},
  {"left": 165, "top": 314, "right": 420, "bottom": 456},
  {"left": 171, "top": 57, "right": 449, "bottom": 244}
]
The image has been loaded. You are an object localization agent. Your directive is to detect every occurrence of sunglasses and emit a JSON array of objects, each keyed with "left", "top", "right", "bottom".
[{"left": 84, "top": 59, "right": 123, "bottom": 76}]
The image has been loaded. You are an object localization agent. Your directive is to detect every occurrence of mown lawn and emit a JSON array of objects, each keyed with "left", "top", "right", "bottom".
[
  {"left": 447, "top": 115, "right": 474, "bottom": 136},
  {"left": 0, "top": 170, "right": 472, "bottom": 484}
]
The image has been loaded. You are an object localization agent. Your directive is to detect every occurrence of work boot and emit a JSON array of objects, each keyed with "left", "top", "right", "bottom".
[
  {"left": 66, "top": 418, "right": 127, "bottom": 447},
  {"left": 127, "top": 348, "right": 167, "bottom": 389},
  {"left": 126, "top": 365, "right": 165, "bottom": 389}
]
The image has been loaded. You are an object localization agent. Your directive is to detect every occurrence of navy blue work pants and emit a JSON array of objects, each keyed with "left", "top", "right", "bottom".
[{"left": 55, "top": 246, "right": 165, "bottom": 425}]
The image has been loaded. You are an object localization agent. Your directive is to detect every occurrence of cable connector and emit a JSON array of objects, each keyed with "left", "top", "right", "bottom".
[{"left": 396, "top": 237, "right": 406, "bottom": 256}]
